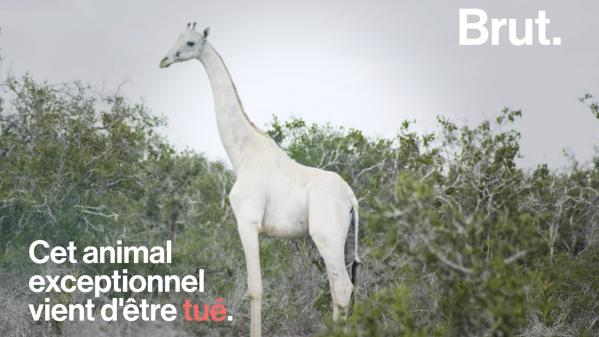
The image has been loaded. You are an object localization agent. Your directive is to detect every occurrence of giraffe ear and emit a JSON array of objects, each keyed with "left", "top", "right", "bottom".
[{"left": 203, "top": 27, "right": 210, "bottom": 39}]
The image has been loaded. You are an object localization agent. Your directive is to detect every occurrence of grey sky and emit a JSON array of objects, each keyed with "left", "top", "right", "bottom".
[{"left": 1, "top": 0, "right": 598, "bottom": 168}]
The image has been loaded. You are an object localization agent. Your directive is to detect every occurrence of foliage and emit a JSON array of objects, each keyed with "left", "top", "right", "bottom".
[
  {"left": 0, "top": 73, "right": 598, "bottom": 337},
  {"left": 268, "top": 109, "right": 598, "bottom": 337}
]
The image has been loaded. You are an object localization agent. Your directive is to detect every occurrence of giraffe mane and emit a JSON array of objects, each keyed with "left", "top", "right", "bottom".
[{"left": 211, "top": 48, "right": 269, "bottom": 138}]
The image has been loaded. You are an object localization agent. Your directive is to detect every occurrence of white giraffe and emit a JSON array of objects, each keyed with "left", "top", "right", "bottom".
[{"left": 160, "top": 23, "right": 360, "bottom": 337}]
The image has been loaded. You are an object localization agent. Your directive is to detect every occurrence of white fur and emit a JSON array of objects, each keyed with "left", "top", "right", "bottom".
[{"left": 161, "top": 25, "right": 359, "bottom": 337}]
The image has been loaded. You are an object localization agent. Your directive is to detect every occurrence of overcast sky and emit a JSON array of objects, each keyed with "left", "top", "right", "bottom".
[{"left": 1, "top": 0, "right": 598, "bottom": 168}]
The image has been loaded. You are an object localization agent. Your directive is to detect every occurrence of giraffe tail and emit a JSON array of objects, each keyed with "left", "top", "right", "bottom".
[{"left": 350, "top": 197, "right": 361, "bottom": 295}]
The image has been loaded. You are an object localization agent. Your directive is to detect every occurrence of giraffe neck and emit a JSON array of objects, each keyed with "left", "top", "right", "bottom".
[{"left": 198, "top": 42, "right": 266, "bottom": 170}]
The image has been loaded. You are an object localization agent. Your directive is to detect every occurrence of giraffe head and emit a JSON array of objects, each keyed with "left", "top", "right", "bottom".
[{"left": 160, "top": 23, "right": 210, "bottom": 68}]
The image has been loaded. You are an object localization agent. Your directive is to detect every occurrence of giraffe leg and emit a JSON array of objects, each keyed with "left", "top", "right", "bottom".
[
  {"left": 238, "top": 225, "right": 262, "bottom": 337},
  {"left": 309, "top": 199, "right": 353, "bottom": 321},
  {"left": 311, "top": 232, "right": 353, "bottom": 320},
  {"left": 230, "top": 193, "right": 264, "bottom": 337}
]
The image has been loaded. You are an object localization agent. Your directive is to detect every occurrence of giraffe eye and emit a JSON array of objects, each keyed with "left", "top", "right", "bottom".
[{"left": 187, "top": 41, "right": 195, "bottom": 47}]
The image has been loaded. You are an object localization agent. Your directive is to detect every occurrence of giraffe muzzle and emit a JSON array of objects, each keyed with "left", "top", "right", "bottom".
[{"left": 159, "top": 57, "right": 172, "bottom": 68}]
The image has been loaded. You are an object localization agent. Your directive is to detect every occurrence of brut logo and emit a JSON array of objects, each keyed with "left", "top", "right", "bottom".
[{"left": 459, "top": 8, "right": 562, "bottom": 46}]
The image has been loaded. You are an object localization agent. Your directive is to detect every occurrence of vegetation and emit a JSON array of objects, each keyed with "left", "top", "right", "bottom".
[{"left": 0, "top": 73, "right": 597, "bottom": 337}]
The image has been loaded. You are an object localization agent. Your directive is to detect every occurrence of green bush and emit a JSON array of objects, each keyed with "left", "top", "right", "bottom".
[{"left": 1, "top": 74, "right": 597, "bottom": 337}]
